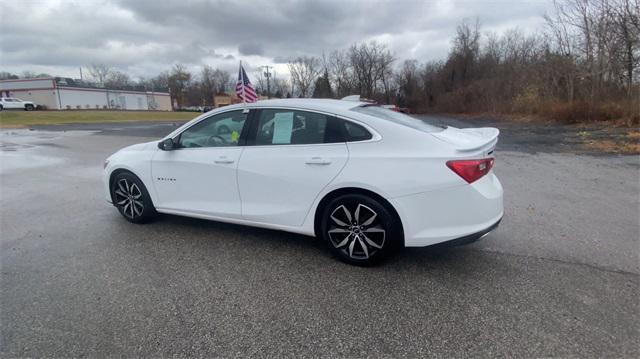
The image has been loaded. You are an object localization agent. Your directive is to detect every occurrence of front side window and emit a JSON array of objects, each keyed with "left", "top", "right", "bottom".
[
  {"left": 178, "top": 110, "right": 246, "bottom": 148},
  {"left": 254, "top": 109, "right": 343, "bottom": 145}
]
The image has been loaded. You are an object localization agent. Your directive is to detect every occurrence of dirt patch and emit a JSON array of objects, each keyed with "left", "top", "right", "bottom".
[{"left": 582, "top": 135, "right": 640, "bottom": 154}]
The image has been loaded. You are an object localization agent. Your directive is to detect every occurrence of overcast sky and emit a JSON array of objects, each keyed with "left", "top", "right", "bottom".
[{"left": 1, "top": 0, "right": 554, "bottom": 80}]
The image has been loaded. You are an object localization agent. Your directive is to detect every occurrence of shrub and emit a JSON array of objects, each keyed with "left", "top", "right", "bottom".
[{"left": 543, "top": 101, "right": 629, "bottom": 123}]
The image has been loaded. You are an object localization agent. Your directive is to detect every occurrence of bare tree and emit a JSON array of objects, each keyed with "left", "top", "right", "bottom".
[
  {"left": 21, "top": 71, "right": 50, "bottom": 79},
  {"left": 348, "top": 41, "right": 394, "bottom": 99},
  {"left": 328, "top": 49, "right": 355, "bottom": 97},
  {"left": 88, "top": 63, "right": 112, "bottom": 85},
  {"left": 213, "top": 69, "right": 231, "bottom": 94},
  {"left": 104, "top": 70, "right": 132, "bottom": 89},
  {"left": 151, "top": 72, "right": 170, "bottom": 91},
  {"left": 168, "top": 64, "right": 192, "bottom": 109},
  {"left": 200, "top": 65, "right": 216, "bottom": 105},
  {"left": 253, "top": 69, "right": 267, "bottom": 95},
  {"left": 612, "top": 0, "right": 640, "bottom": 96},
  {"left": 395, "top": 60, "right": 421, "bottom": 109},
  {"left": 288, "top": 56, "right": 320, "bottom": 97},
  {"left": 448, "top": 18, "right": 481, "bottom": 87},
  {"left": 544, "top": 0, "right": 639, "bottom": 113}
]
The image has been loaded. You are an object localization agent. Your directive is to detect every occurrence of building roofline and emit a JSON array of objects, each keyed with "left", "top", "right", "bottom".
[
  {"left": 0, "top": 77, "right": 55, "bottom": 83},
  {"left": 55, "top": 86, "right": 170, "bottom": 96}
]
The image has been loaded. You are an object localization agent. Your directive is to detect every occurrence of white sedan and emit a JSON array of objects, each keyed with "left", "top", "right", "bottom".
[{"left": 103, "top": 98, "right": 503, "bottom": 265}]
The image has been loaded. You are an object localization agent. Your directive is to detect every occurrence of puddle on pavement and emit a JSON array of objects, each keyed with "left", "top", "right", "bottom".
[
  {"left": 0, "top": 142, "right": 36, "bottom": 152},
  {"left": 0, "top": 129, "right": 94, "bottom": 173}
]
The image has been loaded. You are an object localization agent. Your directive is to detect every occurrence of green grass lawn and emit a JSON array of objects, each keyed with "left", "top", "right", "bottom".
[{"left": 0, "top": 110, "right": 199, "bottom": 127}]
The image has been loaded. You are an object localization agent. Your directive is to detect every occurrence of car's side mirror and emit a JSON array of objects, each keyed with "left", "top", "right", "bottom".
[{"left": 158, "top": 138, "right": 175, "bottom": 151}]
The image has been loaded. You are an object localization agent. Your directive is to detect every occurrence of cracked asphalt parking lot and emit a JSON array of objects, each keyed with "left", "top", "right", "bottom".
[{"left": 1, "top": 116, "right": 638, "bottom": 357}]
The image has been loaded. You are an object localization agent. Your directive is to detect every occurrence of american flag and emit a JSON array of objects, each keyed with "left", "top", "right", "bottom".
[{"left": 235, "top": 63, "right": 258, "bottom": 103}]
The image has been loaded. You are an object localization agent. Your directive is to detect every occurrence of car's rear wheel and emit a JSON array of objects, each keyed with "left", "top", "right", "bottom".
[
  {"left": 25, "top": 104, "right": 34, "bottom": 111},
  {"left": 111, "top": 172, "right": 157, "bottom": 223},
  {"left": 320, "top": 194, "right": 401, "bottom": 266}
]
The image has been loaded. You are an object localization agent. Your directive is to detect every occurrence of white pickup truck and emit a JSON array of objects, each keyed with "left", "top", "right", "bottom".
[{"left": 0, "top": 97, "right": 36, "bottom": 111}]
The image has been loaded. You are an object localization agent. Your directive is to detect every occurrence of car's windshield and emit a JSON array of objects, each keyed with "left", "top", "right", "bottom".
[{"left": 352, "top": 105, "right": 443, "bottom": 133}]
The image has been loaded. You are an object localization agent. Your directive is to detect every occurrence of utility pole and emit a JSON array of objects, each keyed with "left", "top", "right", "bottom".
[{"left": 260, "top": 66, "right": 273, "bottom": 99}]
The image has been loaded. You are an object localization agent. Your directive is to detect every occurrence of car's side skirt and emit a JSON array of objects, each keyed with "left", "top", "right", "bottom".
[{"left": 155, "top": 207, "right": 317, "bottom": 237}]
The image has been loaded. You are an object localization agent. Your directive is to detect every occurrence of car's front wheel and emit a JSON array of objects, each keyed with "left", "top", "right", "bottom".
[
  {"left": 24, "top": 104, "right": 34, "bottom": 111},
  {"left": 111, "top": 172, "right": 157, "bottom": 223},
  {"left": 321, "top": 194, "right": 401, "bottom": 266}
]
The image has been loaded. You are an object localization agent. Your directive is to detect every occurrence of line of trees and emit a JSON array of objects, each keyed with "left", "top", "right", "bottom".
[
  {"left": 285, "top": 0, "right": 639, "bottom": 122},
  {"left": 85, "top": 63, "right": 233, "bottom": 109},
  {"left": 2, "top": 0, "right": 637, "bottom": 121}
]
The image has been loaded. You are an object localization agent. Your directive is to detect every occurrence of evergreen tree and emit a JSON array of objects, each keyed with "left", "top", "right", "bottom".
[{"left": 312, "top": 70, "right": 333, "bottom": 98}]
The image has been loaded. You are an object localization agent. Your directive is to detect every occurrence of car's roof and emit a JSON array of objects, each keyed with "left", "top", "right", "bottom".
[{"left": 220, "top": 98, "right": 367, "bottom": 116}]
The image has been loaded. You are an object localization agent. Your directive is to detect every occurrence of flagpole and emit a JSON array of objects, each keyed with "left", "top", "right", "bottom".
[{"left": 240, "top": 61, "right": 246, "bottom": 105}]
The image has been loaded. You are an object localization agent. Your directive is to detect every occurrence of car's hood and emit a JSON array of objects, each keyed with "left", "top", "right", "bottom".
[
  {"left": 119, "top": 141, "right": 156, "bottom": 152},
  {"left": 431, "top": 126, "right": 499, "bottom": 152}
]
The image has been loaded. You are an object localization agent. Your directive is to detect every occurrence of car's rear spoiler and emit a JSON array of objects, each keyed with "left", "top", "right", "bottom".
[{"left": 431, "top": 127, "right": 500, "bottom": 153}]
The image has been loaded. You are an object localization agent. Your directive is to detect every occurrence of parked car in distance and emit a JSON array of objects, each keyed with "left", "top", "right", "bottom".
[
  {"left": 103, "top": 98, "right": 503, "bottom": 265},
  {"left": 381, "top": 104, "right": 410, "bottom": 114},
  {"left": 0, "top": 97, "right": 36, "bottom": 111}
]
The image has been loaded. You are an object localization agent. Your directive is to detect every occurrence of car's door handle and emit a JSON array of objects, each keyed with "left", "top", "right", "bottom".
[
  {"left": 305, "top": 157, "right": 331, "bottom": 165},
  {"left": 214, "top": 156, "right": 234, "bottom": 164}
]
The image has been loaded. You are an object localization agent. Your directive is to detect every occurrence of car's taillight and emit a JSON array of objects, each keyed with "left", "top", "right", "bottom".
[{"left": 446, "top": 158, "right": 494, "bottom": 184}]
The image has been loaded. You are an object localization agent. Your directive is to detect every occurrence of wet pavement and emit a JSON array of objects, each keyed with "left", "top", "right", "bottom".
[{"left": 1, "top": 117, "right": 638, "bottom": 357}]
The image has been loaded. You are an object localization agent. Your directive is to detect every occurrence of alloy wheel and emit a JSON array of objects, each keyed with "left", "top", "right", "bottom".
[
  {"left": 114, "top": 178, "right": 144, "bottom": 219},
  {"left": 328, "top": 203, "right": 386, "bottom": 260}
]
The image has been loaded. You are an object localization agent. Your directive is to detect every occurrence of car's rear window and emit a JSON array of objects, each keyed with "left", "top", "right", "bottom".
[{"left": 351, "top": 105, "right": 443, "bottom": 133}]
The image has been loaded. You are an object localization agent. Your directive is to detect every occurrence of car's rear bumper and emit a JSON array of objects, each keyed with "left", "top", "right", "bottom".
[
  {"left": 391, "top": 172, "right": 504, "bottom": 247},
  {"left": 427, "top": 217, "right": 501, "bottom": 248}
]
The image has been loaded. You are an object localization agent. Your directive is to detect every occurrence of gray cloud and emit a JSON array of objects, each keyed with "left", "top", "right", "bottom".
[
  {"left": 238, "top": 43, "right": 264, "bottom": 56},
  {"left": 273, "top": 56, "right": 290, "bottom": 64},
  {"left": 0, "top": 0, "right": 553, "bottom": 78}
]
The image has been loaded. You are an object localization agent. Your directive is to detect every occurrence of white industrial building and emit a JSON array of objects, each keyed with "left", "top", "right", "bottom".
[{"left": 0, "top": 78, "right": 172, "bottom": 111}]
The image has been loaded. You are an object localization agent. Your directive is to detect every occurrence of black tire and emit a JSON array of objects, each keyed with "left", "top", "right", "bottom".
[
  {"left": 320, "top": 194, "right": 401, "bottom": 266},
  {"left": 0, "top": 105, "right": 3, "bottom": 111},
  {"left": 110, "top": 171, "right": 157, "bottom": 223},
  {"left": 25, "top": 104, "right": 34, "bottom": 111}
]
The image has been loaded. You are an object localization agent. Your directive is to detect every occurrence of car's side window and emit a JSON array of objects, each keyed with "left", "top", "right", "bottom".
[
  {"left": 254, "top": 109, "right": 343, "bottom": 145},
  {"left": 342, "top": 120, "right": 373, "bottom": 142},
  {"left": 178, "top": 110, "right": 247, "bottom": 148}
]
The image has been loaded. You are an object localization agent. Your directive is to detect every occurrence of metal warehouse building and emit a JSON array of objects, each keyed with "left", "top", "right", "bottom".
[{"left": 0, "top": 78, "right": 172, "bottom": 111}]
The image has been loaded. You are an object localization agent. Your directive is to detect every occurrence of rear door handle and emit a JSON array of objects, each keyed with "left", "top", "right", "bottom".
[
  {"left": 214, "top": 156, "right": 234, "bottom": 164},
  {"left": 305, "top": 157, "right": 331, "bottom": 165}
]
